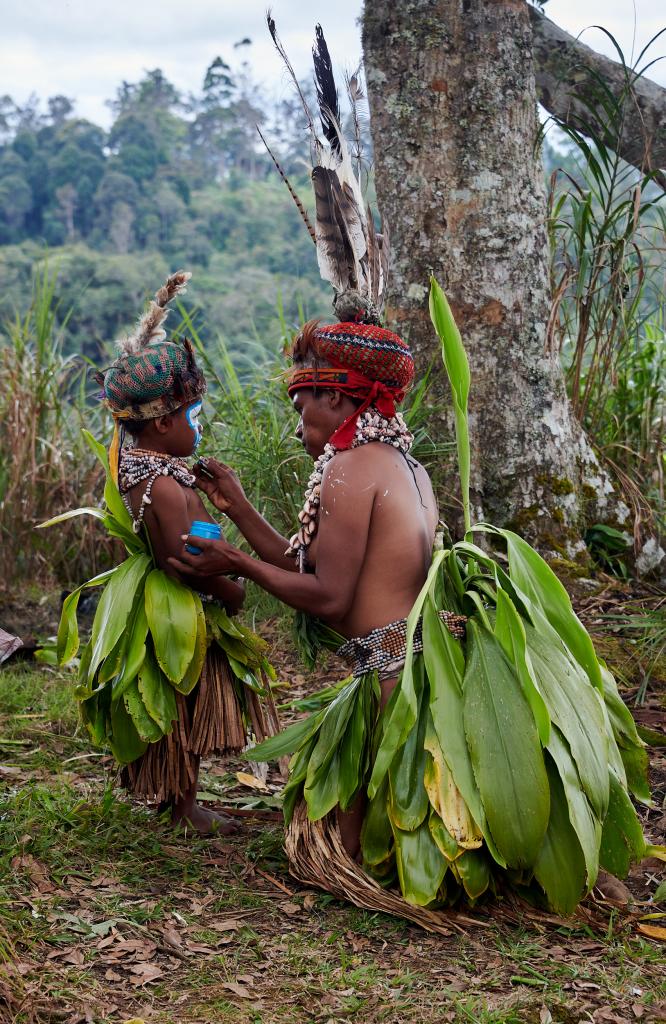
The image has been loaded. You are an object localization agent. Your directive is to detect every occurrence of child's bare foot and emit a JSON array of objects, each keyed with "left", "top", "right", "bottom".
[{"left": 171, "top": 801, "right": 238, "bottom": 835}]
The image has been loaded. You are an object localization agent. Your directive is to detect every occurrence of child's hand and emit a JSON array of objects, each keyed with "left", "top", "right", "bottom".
[
  {"left": 194, "top": 458, "right": 246, "bottom": 518},
  {"left": 168, "top": 534, "right": 241, "bottom": 577}
]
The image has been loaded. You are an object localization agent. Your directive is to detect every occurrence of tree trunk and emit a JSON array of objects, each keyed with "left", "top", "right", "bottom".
[
  {"left": 362, "top": 0, "right": 625, "bottom": 555},
  {"left": 529, "top": 5, "right": 666, "bottom": 191}
]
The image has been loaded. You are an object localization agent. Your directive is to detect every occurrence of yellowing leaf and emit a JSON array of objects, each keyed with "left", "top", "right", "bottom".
[
  {"left": 235, "top": 771, "right": 269, "bottom": 792},
  {"left": 636, "top": 923, "right": 666, "bottom": 941}
]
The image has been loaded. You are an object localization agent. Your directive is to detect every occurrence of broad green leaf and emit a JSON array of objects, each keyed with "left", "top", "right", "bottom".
[
  {"left": 393, "top": 816, "right": 447, "bottom": 907},
  {"left": 463, "top": 621, "right": 550, "bottom": 869},
  {"left": 455, "top": 849, "right": 491, "bottom": 900},
  {"left": 80, "top": 692, "right": 107, "bottom": 747},
  {"left": 428, "top": 809, "right": 462, "bottom": 861},
  {"left": 112, "top": 601, "right": 149, "bottom": 699},
  {"left": 422, "top": 594, "right": 502, "bottom": 861},
  {"left": 89, "top": 553, "right": 151, "bottom": 678},
  {"left": 173, "top": 595, "right": 208, "bottom": 695},
  {"left": 338, "top": 683, "right": 369, "bottom": 810},
  {"left": 109, "top": 695, "right": 148, "bottom": 764},
  {"left": 547, "top": 726, "right": 601, "bottom": 888},
  {"left": 56, "top": 567, "right": 117, "bottom": 665},
  {"left": 138, "top": 648, "right": 178, "bottom": 734},
  {"left": 429, "top": 277, "right": 471, "bottom": 532},
  {"left": 82, "top": 428, "right": 134, "bottom": 531},
  {"left": 423, "top": 710, "right": 481, "bottom": 849},
  {"left": 534, "top": 756, "right": 588, "bottom": 915},
  {"left": 498, "top": 527, "right": 602, "bottom": 693},
  {"left": 144, "top": 569, "right": 197, "bottom": 683},
  {"left": 388, "top": 663, "right": 429, "bottom": 831},
  {"left": 429, "top": 276, "right": 470, "bottom": 411},
  {"left": 599, "top": 664, "right": 650, "bottom": 803},
  {"left": 97, "top": 630, "right": 128, "bottom": 684},
  {"left": 599, "top": 771, "right": 646, "bottom": 878},
  {"left": 123, "top": 678, "right": 163, "bottom": 743},
  {"left": 525, "top": 623, "right": 609, "bottom": 820},
  {"left": 368, "top": 549, "right": 445, "bottom": 799},
  {"left": 361, "top": 777, "right": 393, "bottom": 867},
  {"left": 304, "top": 679, "right": 360, "bottom": 819},
  {"left": 494, "top": 589, "right": 550, "bottom": 745},
  {"left": 246, "top": 711, "right": 325, "bottom": 762}
]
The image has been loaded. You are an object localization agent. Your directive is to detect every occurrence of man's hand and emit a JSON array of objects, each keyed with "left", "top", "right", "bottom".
[
  {"left": 194, "top": 458, "right": 246, "bottom": 517},
  {"left": 168, "top": 533, "right": 244, "bottom": 577}
]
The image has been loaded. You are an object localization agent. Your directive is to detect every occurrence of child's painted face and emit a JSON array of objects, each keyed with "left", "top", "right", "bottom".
[{"left": 185, "top": 400, "right": 203, "bottom": 451}]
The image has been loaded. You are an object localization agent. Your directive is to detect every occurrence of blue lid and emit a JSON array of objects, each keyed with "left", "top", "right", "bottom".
[{"left": 189, "top": 519, "right": 222, "bottom": 539}]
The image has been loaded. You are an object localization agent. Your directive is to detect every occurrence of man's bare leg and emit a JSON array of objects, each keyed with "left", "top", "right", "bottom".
[
  {"left": 338, "top": 675, "right": 399, "bottom": 858},
  {"left": 171, "top": 756, "right": 237, "bottom": 835}
]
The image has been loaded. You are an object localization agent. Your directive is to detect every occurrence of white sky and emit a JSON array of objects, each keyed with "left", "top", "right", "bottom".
[{"left": 1, "top": 0, "right": 664, "bottom": 127}]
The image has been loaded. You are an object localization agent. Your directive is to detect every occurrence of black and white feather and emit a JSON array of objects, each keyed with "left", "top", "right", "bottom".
[{"left": 262, "top": 15, "right": 388, "bottom": 323}]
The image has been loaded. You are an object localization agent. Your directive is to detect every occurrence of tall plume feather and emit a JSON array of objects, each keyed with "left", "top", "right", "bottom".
[
  {"left": 256, "top": 125, "right": 316, "bottom": 244},
  {"left": 118, "top": 270, "right": 191, "bottom": 355},
  {"left": 313, "top": 25, "right": 341, "bottom": 157},
  {"left": 264, "top": 18, "right": 390, "bottom": 320},
  {"left": 266, "top": 10, "right": 320, "bottom": 151}
]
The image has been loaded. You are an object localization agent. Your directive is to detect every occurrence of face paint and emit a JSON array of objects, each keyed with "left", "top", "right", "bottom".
[{"left": 186, "top": 401, "right": 203, "bottom": 450}]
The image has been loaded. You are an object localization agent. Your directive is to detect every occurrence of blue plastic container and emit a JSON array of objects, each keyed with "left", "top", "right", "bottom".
[{"left": 186, "top": 519, "right": 222, "bottom": 555}]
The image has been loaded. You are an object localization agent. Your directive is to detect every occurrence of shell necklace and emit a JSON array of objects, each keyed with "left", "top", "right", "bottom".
[
  {"left": 286, "top": 407, "right": 414, "bottom": 570},
  {"left": 119, "top": 447, "right": 195, "bottom": 532}
]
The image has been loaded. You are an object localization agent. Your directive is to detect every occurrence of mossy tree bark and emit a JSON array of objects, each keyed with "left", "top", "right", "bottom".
[{"left": 362, "top": 0, "right": 624, "bottom": 553}]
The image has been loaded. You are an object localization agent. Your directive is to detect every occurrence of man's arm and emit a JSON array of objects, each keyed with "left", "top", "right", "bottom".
[
  {"left": 145, "top": 476, "right": 245, "bottom": 614},
  {"left": 172, "top": 451, "right": 376, "bottom": 621},
  {"left": 193, "top": 459, "right": 296, "bottom": 571}
]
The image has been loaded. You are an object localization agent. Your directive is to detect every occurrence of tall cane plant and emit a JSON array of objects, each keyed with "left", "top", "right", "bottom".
[{"left": 545, "top": 28, "right": 666, "bottom": 534}]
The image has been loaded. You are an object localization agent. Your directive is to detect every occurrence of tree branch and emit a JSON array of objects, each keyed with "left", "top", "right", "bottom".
[{"left": 529, "top": 4, "right": 666, "bottom": 189}]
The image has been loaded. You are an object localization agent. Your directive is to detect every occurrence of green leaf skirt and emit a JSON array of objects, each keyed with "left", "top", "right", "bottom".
[{"left": 251, "top": 533, "right": 659, "bottom": 918}]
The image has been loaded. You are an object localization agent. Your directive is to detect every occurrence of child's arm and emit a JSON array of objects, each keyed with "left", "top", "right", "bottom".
[{"left": 143, "top": 475, "right": 245, "bottom": 614}]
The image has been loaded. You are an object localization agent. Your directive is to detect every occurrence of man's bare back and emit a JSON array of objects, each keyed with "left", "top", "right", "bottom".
[{"left": 308, "top": 444, "right": 437, "bottom": 639}]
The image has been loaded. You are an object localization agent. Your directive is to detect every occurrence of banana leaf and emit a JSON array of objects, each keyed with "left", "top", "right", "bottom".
[
  {"left": 89, "top": 553, "right": 151, "bottom": 679},
  {"left": 138, "top": 647, "right": 178, "bottom": 733},
  {"left": 144, "top": 569, "right": 197, "bottom": 683},
  {"left": 599, "top": 771, "right": 646, "bottom": 878},
  {"left": 463, "top": 621, "right": 550, "bottom": 869},
  {"left": 393, "top": 816, "right": 447, "bottom": 907},
  {"left": 525, "top": 622, "right": 609, "bottom": 820},
  {"left": 534, "top": 756, "right": 588, "bottom": 915}
]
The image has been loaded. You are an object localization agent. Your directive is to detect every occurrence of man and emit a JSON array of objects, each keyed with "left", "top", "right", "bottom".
[{"left": 169, "top": 316, "right": 440, "bottom": 857}]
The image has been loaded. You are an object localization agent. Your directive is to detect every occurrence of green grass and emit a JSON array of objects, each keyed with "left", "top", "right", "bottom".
[{"left": 1, "top": 663, "right": 664, "bottom": 1024}]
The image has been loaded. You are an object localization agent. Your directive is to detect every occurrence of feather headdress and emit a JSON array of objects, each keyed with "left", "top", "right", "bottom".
[
  {"left": 117, "top": 270, "right": 192, "bottom": 355},
  {"left": 263, "top": 15, "right": 388, "bottom": 325}
]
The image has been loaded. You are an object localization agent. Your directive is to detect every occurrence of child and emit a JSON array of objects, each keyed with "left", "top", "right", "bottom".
[{"left": 62, "top": 271, "right": 278, "bottom": 833}]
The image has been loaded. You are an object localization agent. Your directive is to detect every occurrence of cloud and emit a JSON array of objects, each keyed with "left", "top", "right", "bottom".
[{"left": 1, "top": 0, "right": 663, "bottom": 128}]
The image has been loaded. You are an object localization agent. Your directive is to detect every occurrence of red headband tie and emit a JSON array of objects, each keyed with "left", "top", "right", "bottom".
[{"left": 287, "top": 366, "right": 406, "bottom": 450}]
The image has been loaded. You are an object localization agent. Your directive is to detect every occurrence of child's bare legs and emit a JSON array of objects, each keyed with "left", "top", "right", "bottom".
[
  {"left": 170, "top": 756, "right": 237, "bottom": 835},
  {"left": 338, "top": 675, "right": 397, "bottom": 859}
]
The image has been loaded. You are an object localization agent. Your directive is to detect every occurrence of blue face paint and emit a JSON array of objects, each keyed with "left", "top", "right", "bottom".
[{"left": 186, "top": 401, "right": 203, "bottom": 450}]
